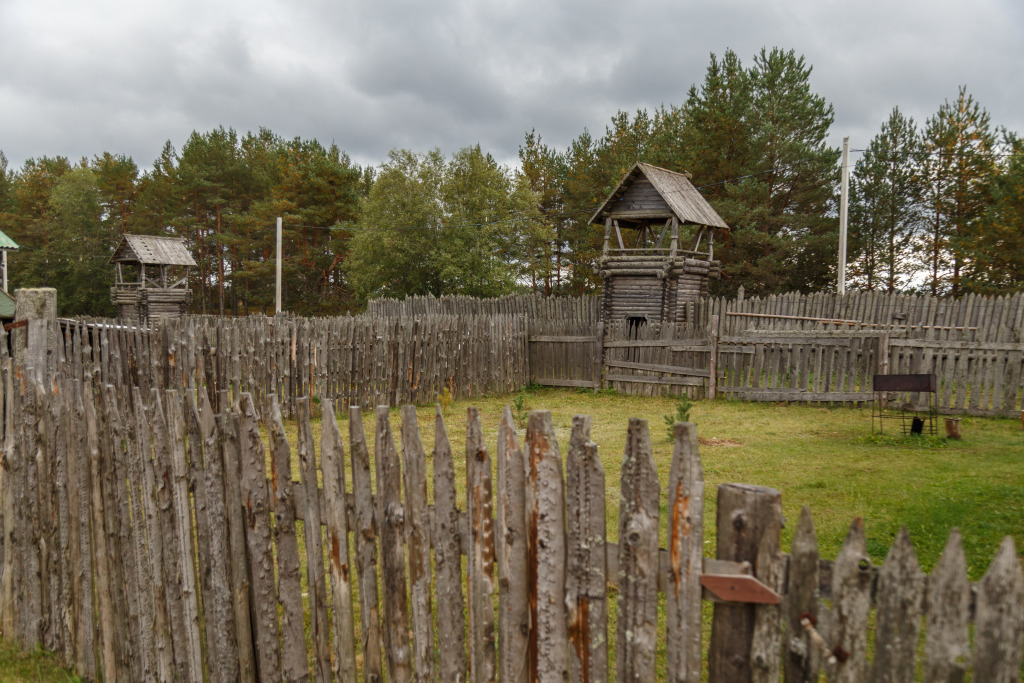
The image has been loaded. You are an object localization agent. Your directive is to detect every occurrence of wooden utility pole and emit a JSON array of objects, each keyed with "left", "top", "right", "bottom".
[
  {"left": 838, "top": 137, "right": 850, "bottom": 295},
  {"left": 275, "top": 216, "right": 282, "bottom": 314}
]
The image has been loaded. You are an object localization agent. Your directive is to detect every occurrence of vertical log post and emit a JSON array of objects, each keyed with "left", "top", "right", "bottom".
[
  {"left": 708, "top": 483, "right": 782, "bottom": 683},
  {"left": 616, "top": 418, "right": 659, "bottom": 682},
  {"left": 708, "top": 314, "right": 720, "bottom": 400}
]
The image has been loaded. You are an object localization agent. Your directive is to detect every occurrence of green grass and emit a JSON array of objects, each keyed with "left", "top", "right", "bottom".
[{"left": 0, "top": 640, "right": 81, "bottom": 682}]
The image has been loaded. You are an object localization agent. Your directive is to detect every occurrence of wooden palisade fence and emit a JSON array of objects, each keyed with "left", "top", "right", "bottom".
[
  {"left": 2, "top": 367, "right": 1022, "bottom": 680},
  {"left": 50, "top": 288, "right": 1024, "bottom": 418}
]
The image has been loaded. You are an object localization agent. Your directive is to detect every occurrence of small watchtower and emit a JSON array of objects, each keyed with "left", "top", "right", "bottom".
[
  {"left": 592, "top": 162, "right": 728, "bottom": 325},
  {"left": 110, "top": 234, "right": 196, "bottom": 323}
]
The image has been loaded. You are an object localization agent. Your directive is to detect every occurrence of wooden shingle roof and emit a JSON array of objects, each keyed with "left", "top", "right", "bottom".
[
  {"left": 590, "top": 162, "right": 729, "bottom": 230},
  {"left": 110, "top": 235, "right": 197, "bottom": 266}
]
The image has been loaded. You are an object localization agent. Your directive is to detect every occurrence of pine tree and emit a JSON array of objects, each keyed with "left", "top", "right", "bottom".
[
  {"left": 919, "top": 87, "right": 996, "bottom": 296},
  {"left": 712, "top": 48, "right": 840, "bottom": 295},
  {"left": 969, "top": 132, "right": 1024, "bottom": 292},
  {"left": 849, "top": 107, "right": 923, "bottom": 292}
]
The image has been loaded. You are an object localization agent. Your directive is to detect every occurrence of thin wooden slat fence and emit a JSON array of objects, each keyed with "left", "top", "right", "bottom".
[{"left": 2, "top": 371, "right": 1022, "bottom": 680}]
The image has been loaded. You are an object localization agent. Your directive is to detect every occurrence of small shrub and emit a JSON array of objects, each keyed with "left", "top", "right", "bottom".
[
  {"left": 512, "top": 390, "right": 528, "bottom": 428},
  {"left": 664, "top": 395, "right": 694, "bottom": 442},
  {"left": 437, "top": 386, "right": 453, "bottom": 416}
]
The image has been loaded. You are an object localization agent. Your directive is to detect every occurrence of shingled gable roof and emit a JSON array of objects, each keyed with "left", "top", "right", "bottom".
[
  {"left": 110, "top": 234, "right": 197, "bottom": 267},
  {"left": 589, "top": 162, "right": 729, "bottom": 230}
]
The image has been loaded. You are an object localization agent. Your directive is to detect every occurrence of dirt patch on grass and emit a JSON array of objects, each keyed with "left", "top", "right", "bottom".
[{"left": 698, "top": 436, "right": 743, "bottom": 447}]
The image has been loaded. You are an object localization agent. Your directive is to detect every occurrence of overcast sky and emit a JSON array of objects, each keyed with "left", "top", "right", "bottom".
[{"left": 2, "top": 0, "right": 1022, "bottom": 174}]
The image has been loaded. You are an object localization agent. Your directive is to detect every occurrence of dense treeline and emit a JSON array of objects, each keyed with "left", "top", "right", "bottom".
[{"left": 0, "top": 48, "right": 1021, "bottom": 316}]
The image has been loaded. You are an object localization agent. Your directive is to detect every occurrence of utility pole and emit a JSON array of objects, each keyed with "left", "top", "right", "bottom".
[
  {"left": 275, "top": 216, "right": 282, "bottom": 313},
  {"left": 838, "top": 136, "right": 850, "bottom": 295}
]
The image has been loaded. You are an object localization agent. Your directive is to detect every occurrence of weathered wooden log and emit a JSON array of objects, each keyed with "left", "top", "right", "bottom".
[
  {"left": 923, "top": 529, "right": 970, "bottom": 682},
  {"left": 238, "top": 392, "right": 282, "bottom": 681},
  {"left": 432, "top": 405, "right": 467, "bottom": 681},
  {"left": 617, "top": 418, "right": 659, "bottom": 682},
  {"left": 666, "top": 422, "right": 704, "bottom": 682},
  {"left": 566, "top": 415, "right": 607, "bottom": 683},
  {"left": 972, "top": 536, "right": 1024, "bottom": 682},
  {"left": 400, "top": 405, "right": 434, "bottom": 682},
  {"left": 297, "top": 397, "right": 331, "bottom": 682},
  {"left": 871, "top": 527, "right": 924, "bottom": 683},
  {"left": 349, "top": 406, "right": 384, "bottom": 682},
  {"left": 319, "top": 400, "right": 357, "bottom": 681},
  {"left": 526, "top": 410, "right": 568, "bottom": 682},
  {"left": 708, "top": 483, "right": 782, "bottom": 682},
  {"left": 268, "top": 395, "right": 309, "bottom": 682},
  {"left": 374, "top": 406, "right": 412, "bottom": 683},
  {"left": 496, "top": 406, "right": 528, "bottom": 683},
  {"left": 466, "top": 407, "right": 496, "bottom": 683}
]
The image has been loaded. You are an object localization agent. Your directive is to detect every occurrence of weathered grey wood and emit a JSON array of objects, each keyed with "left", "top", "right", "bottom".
[
  {"left": 151, "top": 390, "right": 189, "bottom": 682},
  {"left": 871, "top": 527, "right": 924, "bottom": 683},
  {"left": 665, "top": 421, "right": 704, "bottom": 682},
  {"left": 268, "top": 395, "right": 309, "bottom": 682},
  {"left": 830, "top": 519, "right": 872, "bottom": 683},
  {"left": 164, "top": 390, "right": 204, "bottom": 682},
  {"left": 238, "top": 392, "right": 282, "bottom": 681},
  {"left": 132, "top": 392, "right": 175, "bottom": 682},
  {"left": 923, "top": 529, "right": 970, "bottom": 682},
  {"left": 496, "top": 405, "right": 529, "bottom": 683},
  {"left": 319, "top": 400, "right": 357, "bottom": 682},
  {"left": 189, "top": 390, "right": 239, "bottom": 683},
  {"left": 69, "top": 382, "right": 97, "bottom": 679},
  {"left": 750, "top": 507, "right": 785, "bottom": 683},
  {"left": 85, "top": 388, "right": 117, "bottom": 682},
  {"left": 349, "top": 406, "right": 384, "bottom": 683},
  {"left": 525, "top": 410, "right": 568, "bottom": 682},
  {"left": 565, "top": 415, "right": 607, "bottom": 683},
  {"left": 374, "top": 406, "right": 412, "bottom": 683},
  {"left": 297, "top": 397, "right": 330, "bottom": 682},
  {"left": 399, "top": 405, "right": 435, "bottom": 682},
  {"left": 709, "top": 483, "right": 782, "bottom": 683},
  {"left": 432, "top": 405, "right": 467, "bottom": 682},
  {"left": 616, "top": 418, "right": 659, "bottom": 682},
  {"left": 972, "top": 536, "right": 1024, "bottom": 682},
  {"left": 466, "top": 406, "right": 497, "bottom": 683},
  {"left": 216, "top": 404, "right": 255, "bottom": 682}
]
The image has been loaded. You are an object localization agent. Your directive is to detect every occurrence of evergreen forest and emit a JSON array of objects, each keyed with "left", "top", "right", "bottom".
[{"left": 1, "top": 47, "right": 1021, "bottom": 317}]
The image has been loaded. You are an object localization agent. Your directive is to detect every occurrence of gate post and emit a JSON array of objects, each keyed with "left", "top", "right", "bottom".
[
  {"left": 13, "top": 288, "right": 57, "bottom": 381},
  {"left": 708, "top": 483, "right": 783, "bottom": 682}
]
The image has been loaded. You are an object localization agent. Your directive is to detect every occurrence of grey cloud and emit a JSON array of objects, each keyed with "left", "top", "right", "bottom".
[{"left": 1, "top": 0, "right": 1022, "bottom": 174}]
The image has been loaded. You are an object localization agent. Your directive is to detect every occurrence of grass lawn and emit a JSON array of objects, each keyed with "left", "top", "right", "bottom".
[{"left": 7, "top": 387, "right": 1022, "bottom": 679}]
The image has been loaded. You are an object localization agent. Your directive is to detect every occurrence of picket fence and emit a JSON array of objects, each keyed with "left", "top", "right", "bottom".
[{"left": 2, "top": 365, "right": 1023, "bottom": 681}]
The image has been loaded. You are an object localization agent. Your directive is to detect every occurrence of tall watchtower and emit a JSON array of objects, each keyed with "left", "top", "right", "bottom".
[
  {"left": 591, "top": 162, "right": 728, "bottom": 325},
  {"left": 110, "top": 234, "right": 196, "bottom": 323}
]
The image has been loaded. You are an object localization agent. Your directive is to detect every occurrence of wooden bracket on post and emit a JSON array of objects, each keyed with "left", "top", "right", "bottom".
[{"left": 701, "top": 574, "right": 781, "bottom": 605}]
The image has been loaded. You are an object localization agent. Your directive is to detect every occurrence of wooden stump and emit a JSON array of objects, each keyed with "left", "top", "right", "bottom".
[{"left": 945, "top": 418, "right": 962, "bottom": 439}]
